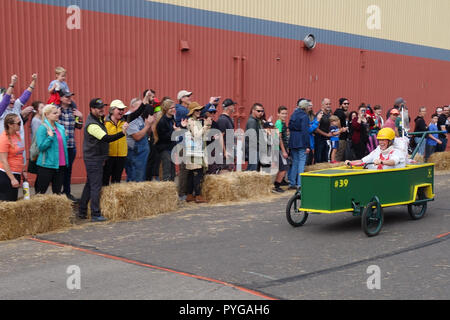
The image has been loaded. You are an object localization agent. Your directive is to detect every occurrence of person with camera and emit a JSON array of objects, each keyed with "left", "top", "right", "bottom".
[{"left": 351, "top": 104, "right": 373, "bottom": 159}]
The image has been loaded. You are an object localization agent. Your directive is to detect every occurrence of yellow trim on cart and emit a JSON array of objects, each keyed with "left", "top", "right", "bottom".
[
  {"left": 299, "top": 207, "right": 354, "bottom": 214},
  {"left": 381, "top": 183, "right": 434, "bottom": 208},
  {"left": 299, "top": 183, "right": 434, "bottom": 214},
  {"left": 301, "top": 163, "right": 434, "bottom": 178}
]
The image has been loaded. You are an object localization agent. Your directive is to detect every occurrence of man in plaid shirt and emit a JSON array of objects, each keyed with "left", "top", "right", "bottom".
[{"left": 57, "top": 90, "right": 83, "bottom": 201}]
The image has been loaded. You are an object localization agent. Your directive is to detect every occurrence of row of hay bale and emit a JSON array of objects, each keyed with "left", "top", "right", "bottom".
[
  {"left": 1, "top": 153, "right": 448, "bottom": 241},
  {"left": 0, "top": 172, "right": 274, "bottom": 241}
]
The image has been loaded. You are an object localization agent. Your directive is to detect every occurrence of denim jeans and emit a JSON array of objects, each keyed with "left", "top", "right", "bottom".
[
  {"left": 288, "top": 148, "right": 307, "bottom": 187},
  {"left": 125, "top": 142, "right": 150, "bottom": 182},
  {"left": 414, "top": 137, "right": 426, "bottom": 155}
]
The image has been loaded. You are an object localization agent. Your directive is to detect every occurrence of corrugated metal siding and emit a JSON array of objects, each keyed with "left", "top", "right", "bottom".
[
  {"left": 153, "top": 0, "right": 450, "bottom": 50},
  {"left": 2, "top": 0, "right": 449, "bottom": 183}
]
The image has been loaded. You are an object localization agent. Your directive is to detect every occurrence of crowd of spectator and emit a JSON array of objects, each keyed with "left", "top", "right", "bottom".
[{"left": 0, "top": 68, "right": 449, "bottom": 221}]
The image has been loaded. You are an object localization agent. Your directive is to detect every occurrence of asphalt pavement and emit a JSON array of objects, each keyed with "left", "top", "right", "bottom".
[{"left": 0, "top": 173, "right": 448, "bottom": 300}]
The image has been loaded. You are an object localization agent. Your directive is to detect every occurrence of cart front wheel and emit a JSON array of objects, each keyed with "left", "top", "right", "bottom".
[
  {"left": 286, "top": 193, "right": 309, "bottom": 227},
  {"left": 362, "top": 201, "right": 384, "bottom": 237}
]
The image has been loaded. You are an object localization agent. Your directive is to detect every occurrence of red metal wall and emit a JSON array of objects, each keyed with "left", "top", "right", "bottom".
[{"left": 1, "top": 0, "right": 449, "bottom": 182}]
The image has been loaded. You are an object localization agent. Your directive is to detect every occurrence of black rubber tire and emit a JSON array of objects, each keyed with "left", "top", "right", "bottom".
[
  {"left": 362, "top": 201, "right": 384, "bottom": 237},
  {"left": 286, "top": 193, "right": 308, "bottom": 227},
  {"left": 408, "top": 189, "right": 427, "bottom": 220},
  {"left": 407, "top": 202, "right": 427, "bottom": 220}
]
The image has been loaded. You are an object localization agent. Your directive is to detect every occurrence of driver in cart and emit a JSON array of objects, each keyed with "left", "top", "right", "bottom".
[{"left": 345, "top": 128, "right": 406, "bottom": 170}]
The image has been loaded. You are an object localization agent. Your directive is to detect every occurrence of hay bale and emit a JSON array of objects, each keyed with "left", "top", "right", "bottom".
[
  {"left": 202, "top": 173, "right": 240, "bottom": 202},
  {"left": 412, "top": 153, "right": 425, "bottom": 163},
  {"left": 0, "top": 194, "right": 72, "bottom": 241},
  {"left": 428, "top": 151, "right": 450, "bottom": 171},
  {"left": 202, "top": 171, "right": 272, "bottom": 203},
  {"left": 100, "top": 181, "right": 178, "bottom": 221},
  {"left": 235, "top": 171, "right": 272, "bottom": 198},
  {"left": 305, "top": 162, "right": 345, "bottom": 172}
]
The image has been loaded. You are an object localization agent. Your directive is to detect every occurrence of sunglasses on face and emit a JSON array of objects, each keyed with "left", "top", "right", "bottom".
[{"left": 255, "top": 109, "right": 264, "bottom": 113}]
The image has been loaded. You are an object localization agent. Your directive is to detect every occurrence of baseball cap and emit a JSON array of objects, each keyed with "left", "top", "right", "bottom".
[
  {"left": 206, "top": 105, "right": 217, "bottom": 113},
  {"left": 390, "top": 108, "right": 400, "bottom": 115},
  {"left": 177, "top": 90, "right": 192, "bottom": 100},
  {"left": 297, "top": 98, "right": 307, "bottom": 107},
  {"left": 89, "top": 98, "right": 108, "bottom": 109},
  {"left": 298, "top": 99, "right": 310, "bottom": 109},
  {"left": 222, "top": 98, "right": 236, "bottom": 108},
  {"left": 59, "top": 90, "right": 75, "bottom": 97},
  {"left": 110, "top": 99, "right": 127, "bottom": 110}
]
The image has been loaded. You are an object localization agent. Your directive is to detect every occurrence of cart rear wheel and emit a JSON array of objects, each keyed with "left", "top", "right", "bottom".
[
  {"left": 362, "top": 201, "right": 384, "bottom": 237},
  {"left": 408, "top": 202, "right": 427, "bottom": 220},
  {"left": 286, "top": 193, "right": 309, "bottom": 227},
  {"left": 408, "top": 189, "right": 427, "bottom": 220}
]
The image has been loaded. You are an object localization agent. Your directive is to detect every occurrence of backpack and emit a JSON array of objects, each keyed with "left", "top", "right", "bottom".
[
  {"left": 29, "top": 133, "right": 39, "bottom": 161},
  {"left": 29, "top": 123, "right": 51, "bottom": 161}
]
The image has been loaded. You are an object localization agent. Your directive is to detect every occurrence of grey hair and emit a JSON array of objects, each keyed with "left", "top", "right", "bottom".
[{"left": 130, "top": 98, "right": 140, "bottom": 107}]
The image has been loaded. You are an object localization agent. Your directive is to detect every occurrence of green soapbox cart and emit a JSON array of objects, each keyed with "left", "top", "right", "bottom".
[{"left": 286, "top": 162, "right": 435, "bottom": 237}]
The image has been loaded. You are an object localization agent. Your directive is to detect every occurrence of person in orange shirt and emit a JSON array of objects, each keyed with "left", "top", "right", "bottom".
[{"left": 0, "top": 114, "right": 26, "bottom": 201}]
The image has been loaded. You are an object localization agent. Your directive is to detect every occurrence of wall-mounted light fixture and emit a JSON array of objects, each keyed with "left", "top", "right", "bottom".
[{"left": 302, "top": 34, "right": 317, "bottom": 50}]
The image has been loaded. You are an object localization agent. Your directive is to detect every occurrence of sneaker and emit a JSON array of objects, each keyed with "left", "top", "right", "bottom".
[
  {"left": 91, "top": 215, "right": 107, "bottom": 222},
  {"left": 288, "top": 186, "right": 297, "bottom": 190},
  {"left": 272, "top": 186, "right": 285, "bottom": 193},
  {"left": 280, "top": 180, "right": 289, "bottom": 186},
  {"left": 77, "top": 214, "right": 87, "bottom": 220}
]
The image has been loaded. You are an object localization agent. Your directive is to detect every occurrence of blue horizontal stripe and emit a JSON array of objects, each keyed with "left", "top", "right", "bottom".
[{"left": 18, "top": 0, "right": 450, "bottom": 62}]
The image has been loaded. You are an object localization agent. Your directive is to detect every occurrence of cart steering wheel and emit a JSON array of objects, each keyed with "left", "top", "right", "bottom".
[
  {"left": 363, "top": 162, "right": 374, "bottom": 169},
  {"left": 345, "top": 162, "right": 374, "bottom": 169}
]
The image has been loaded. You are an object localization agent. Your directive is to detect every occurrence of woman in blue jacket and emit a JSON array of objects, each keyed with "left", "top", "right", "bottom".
[
  {"left": 287, "top": 100, "right": 311, "bottom": 189},
  {"left": 35, "top": 104, "right": 69, "bottom": 194}
]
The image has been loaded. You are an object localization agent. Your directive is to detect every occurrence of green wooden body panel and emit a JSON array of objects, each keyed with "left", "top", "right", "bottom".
[{"left": 300, "top": 164, "right": 434, "bottom": 213}]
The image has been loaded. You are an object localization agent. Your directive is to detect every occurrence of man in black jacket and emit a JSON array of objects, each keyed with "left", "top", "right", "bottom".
[
  {"left": 78, "top": 98, "right": 128, "bottom": 222},
  {"left": 245, "top": 103, "right": 264, "bottom": 171},
  {"left": 413, "top": 107, "right": 427, "bottom": 155}
]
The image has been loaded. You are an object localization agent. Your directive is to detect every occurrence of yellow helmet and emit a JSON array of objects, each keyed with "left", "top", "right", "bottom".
[{"left": 377, "top": 127, "right": 395, "bottom": 140}]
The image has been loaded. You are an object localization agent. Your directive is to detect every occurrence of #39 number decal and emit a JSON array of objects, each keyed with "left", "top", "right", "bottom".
[{"left": 334, "top": 179, "right": 349, "bottom": 188}]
